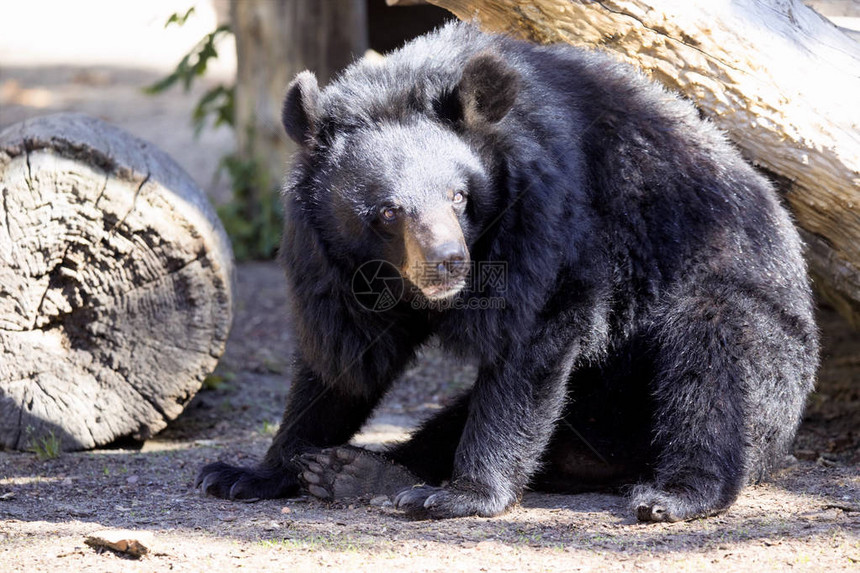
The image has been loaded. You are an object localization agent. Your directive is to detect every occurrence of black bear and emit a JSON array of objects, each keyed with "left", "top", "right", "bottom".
[{"left": 197, "top": 22, "right": 818, "bottom": 522}]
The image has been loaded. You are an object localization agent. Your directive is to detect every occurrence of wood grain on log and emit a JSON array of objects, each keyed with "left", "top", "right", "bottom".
[
  {"left": 423, "top": 0, "right": 860, "bottom": 326},
  {"left": 0, "top": 113, "right": 234, "bottom": 451}
]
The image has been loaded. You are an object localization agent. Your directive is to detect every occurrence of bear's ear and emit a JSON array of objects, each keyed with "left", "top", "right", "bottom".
[
  {"left": 457, "top": 52, "right": 520, "bottom": 125},
  {"left": 282, "top": 71, "right": 322, "bottom": 146}
]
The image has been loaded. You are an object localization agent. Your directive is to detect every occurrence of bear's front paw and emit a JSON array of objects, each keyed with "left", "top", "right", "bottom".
[
  {"left": 630, "top": 484, "right": 728, "bottom": 523},
  {"left": 195, "top": 461, "right": 299, "bottom": 500},
  {"left": 393, "top": 482, "right": 514, "bottom": 519}
]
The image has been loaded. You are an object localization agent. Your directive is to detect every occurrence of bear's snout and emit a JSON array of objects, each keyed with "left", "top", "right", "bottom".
[
  {"left": 428, "top": 242, "right": 469, "bottom": 280},
  {"left": 402, "top": 216, "right": 470, "bottom": 300}
]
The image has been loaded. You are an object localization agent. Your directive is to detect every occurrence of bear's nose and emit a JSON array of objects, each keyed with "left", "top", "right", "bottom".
[{"left": 430, "top": 243, "right": 469, "bottom": 280}]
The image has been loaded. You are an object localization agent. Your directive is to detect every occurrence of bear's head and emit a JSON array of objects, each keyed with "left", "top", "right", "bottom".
[{"left": 281, "top": 53, "right": 519, "bottom": 302}]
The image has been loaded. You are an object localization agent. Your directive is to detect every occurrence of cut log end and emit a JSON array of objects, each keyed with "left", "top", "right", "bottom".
[{"left": 0, "top": 113, "right": 234, "bottom": 451}]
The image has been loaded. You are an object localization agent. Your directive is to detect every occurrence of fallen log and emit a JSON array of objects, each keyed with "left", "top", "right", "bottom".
[
  {"left": 0, "top": 113, "right": 234, "bottom": 451},
  {"left": 414, "top": 0, "right": 860, "bottom": 326}
]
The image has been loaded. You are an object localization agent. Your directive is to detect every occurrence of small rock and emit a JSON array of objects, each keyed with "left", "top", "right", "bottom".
[
  {"left": 126, "top": 475, "right": 139, "bottom": 485},
  {"left": 369, "top": 495, "right": 390, "bottom": 507},
  {"left": 0, "top": 492, "right": 15, "bottom": 501},
  {"left": 84, "top": 529, "right": 153, "bottom": 558},
  {"left": 280, "top": 506, "right": 292, "bottom": 514},
  {"left": 68, "top": 508, "right": 95, "bottom": 518}
]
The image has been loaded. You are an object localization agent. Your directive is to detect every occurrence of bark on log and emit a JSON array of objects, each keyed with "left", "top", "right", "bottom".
[
  {"left": 231, "top": 0, "right": 368, "bottom": 186},
  {"left": 0, "top": 113, "right": 234, "bottom": 451},
  {"left": 421, "top": 0, "right": 860, "bottom": 326}
]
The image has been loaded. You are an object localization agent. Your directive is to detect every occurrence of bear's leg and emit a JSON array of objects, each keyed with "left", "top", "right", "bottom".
[
  {"left": 196, "top": 361, "right": 387, "bottom": 500},
  {"left": 386, "top": 391, "right": 472, "bottom": 482},
  {"left": 392, "top": 344, "right": 576, "bottom": 518},
  {"left": 631, "top": 292, "right": 759, "bottom": 522}
]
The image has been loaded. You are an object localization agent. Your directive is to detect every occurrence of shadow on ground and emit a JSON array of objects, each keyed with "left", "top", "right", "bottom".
[{"left": 1, "top": 262, "right": 857, "bottom": 572}]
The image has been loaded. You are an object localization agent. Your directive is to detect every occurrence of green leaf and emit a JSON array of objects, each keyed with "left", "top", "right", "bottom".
[
  {"left": 165, "top": 7, "right": 196, "bottom": 28},
  {"left": 216, "top": 154, "right": 284, "bottom": 261},
  {"left": 143, "top": 23, "right": 232, "bottom": 95}
]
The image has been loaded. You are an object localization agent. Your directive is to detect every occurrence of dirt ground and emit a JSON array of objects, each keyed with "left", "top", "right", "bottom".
[
  {"left": 1, "top": 4, "right": 859, "bottom": 572},
  {"left": 0, "top": 262, "right": 857, "bottom": 572}
]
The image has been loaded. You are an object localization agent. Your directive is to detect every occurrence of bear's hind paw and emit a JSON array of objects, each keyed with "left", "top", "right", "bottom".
[{"left": 296, "top": 446, "right": 420, "bottom": 500}]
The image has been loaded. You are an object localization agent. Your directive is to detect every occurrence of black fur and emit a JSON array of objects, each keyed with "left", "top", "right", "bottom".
[
  {"left": 197, "top": 22, "right": 818, "bottom": 522},
  {"left": 282, "top": 71, "right": 321, "bottom": 146}
]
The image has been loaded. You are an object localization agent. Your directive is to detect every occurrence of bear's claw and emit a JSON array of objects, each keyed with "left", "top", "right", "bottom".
[
  {"left": 195, "top": 461, "right": 298, "bottom": 500},
  {"left": 630, "top": 483, "right": 727, "bottom": 523},
  {"left": 393, "top": 483, "right": 513, "bottom": 519}
]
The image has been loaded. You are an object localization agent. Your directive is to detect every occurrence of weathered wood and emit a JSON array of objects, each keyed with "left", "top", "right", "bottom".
[
  {"left": 231, "top": 0, "right": 368, "bottom": 184},
  {"left": 420, "top": 0, "right": 860, "bottom": 326},
  {"left": 0, "top": 113, "right": 234, "bottom": 451}
]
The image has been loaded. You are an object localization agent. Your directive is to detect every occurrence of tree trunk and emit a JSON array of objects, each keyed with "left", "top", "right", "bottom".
[
  {"left": 230, "top": 0, "right": 368, "bottom": 184},
  {"left": 0, "top": 113, "right": 234, "bottom": 451},
  {"left": 419, "top": 0, "right": 860, "bottom": 326}
]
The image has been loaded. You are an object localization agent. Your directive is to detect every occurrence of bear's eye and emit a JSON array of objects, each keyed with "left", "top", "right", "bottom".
[
  {"left": 452, "top": 191, "right": 466, "bottom": 204},
  {"left": 379, "top": 206, "right": 398, "bottom": 222}
]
